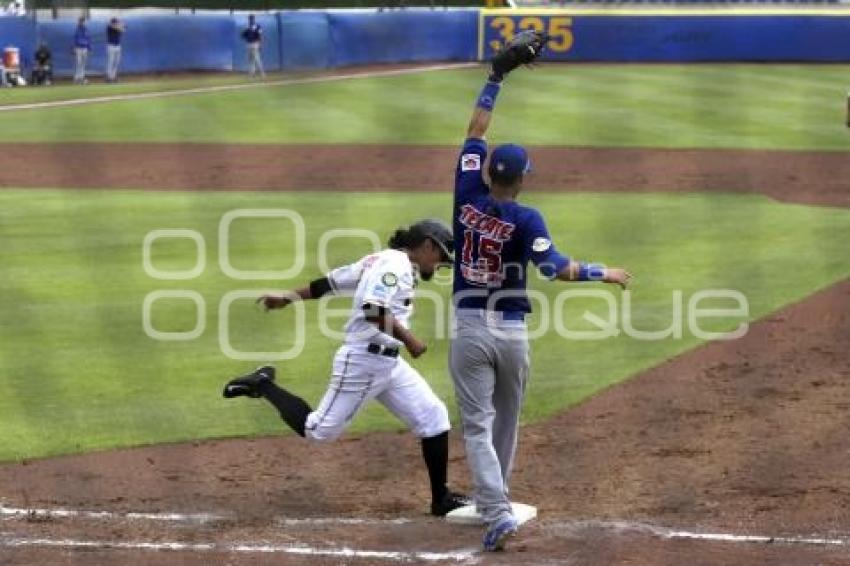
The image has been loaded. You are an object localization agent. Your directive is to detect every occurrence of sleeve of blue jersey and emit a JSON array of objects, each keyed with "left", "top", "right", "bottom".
[
  {"left": 462, "top": 137, "right": 487, "bottom": 156},
  {"left": 455, "top": 138, "right": 489, "bottom": 200},
  {"left": 526, "top": 209, "right": 570, "bottom": 279}
]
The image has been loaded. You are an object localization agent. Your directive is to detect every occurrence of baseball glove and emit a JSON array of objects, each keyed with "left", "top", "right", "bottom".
[{"left": 489, "top": 30, "right": 550, "bottom": 82}]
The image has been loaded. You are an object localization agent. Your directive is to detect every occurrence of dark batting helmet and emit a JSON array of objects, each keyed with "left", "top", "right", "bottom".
[
  {"left": 412, "top": 218, "right": 454, "bottom": 262},
  {"left": 389, "top": 219, "right": 454, "bottom": 262}
]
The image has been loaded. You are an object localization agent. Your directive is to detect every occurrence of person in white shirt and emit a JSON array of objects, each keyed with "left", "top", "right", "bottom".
[
  {"left": 223, "top": 219, "right": 469, "bottom": 517},
  {"left": 4, "top": 1, "right": 22, "bottom": 16}
]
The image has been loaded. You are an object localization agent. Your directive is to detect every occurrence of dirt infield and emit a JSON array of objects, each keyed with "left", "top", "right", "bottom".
[
  {"left": 5, "top": 143, "right": 850, "bottom": 206},
  {"left": 1, "top": 279, "right": 848, "bottom": 564},
  {"left": 2, "top": 144, "right": 849, "bottom": 563}
]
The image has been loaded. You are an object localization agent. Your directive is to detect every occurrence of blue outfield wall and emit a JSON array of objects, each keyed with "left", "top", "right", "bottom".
[
  {"left": 567, "top": 16, "right": 850, "bottom": 61},
  {"left": 277, "top": 10, "right": 478, "bottom": 69},
  {"left": 1, "top": 10, "right": 475, "bottom": 76},
  {"left": 0, "top": 17, "right": 36, "bottom": 70},
  {"left": 325, "top": 11, "right": 478, "bottom": 66},
  {"left": 2, "top": 8, "right": 850, "bottom": 78},
  {"left": 278, "top": 12, "right": 332, "bottom": 70},
  {"left": 40, "top": 16, "right": 236, "bottom": 76},
  {"left": 479, "top": 10, "right": 850, "bottom": 62}
]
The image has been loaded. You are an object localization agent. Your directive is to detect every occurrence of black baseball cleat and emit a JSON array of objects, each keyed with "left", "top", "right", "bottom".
[
  {"left": 431, "top": 490, "right": 472, "bottom": 517},
  {"left": 222, "top": 366, "right": 276, "bottom": 399}
]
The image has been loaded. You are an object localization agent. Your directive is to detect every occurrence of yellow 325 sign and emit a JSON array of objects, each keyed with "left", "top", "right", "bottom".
[{"left": 482, "top": 14, "right": 574, "bottom": 58}]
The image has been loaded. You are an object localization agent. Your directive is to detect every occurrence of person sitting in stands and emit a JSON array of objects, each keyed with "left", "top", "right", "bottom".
[{"left": 31, "top": 42, "right": 53, "bottom": 86}]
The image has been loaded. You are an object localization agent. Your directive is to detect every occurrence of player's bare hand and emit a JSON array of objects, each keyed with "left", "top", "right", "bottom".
[
  {"left": 256, "top": 294, "right": 291, "bottom": 311},
  {"left": 604, "top": 268, "right": 632, "bottom": 289},
  {"left": 406, "top": 338, "right": 428, "bottom": 359}
]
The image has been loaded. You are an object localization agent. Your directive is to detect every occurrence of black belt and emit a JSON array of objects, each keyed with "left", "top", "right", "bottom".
[{"left": 367, "top": 343, "right": 399, "bottom": 358}]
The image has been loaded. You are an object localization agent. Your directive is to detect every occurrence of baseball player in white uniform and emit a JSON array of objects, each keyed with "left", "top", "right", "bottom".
[{"left": 223, "top": 219, "right": 469, "bottom": 516}]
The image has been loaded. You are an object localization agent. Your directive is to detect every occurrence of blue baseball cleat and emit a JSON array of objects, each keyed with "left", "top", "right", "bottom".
[{"left": 483, "top": 515, "right": 518, "bottom": 551}]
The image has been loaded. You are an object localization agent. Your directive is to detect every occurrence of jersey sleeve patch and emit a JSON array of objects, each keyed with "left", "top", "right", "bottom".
[
  {"left": 461, "top": 154, "right": 481, "bottom": 172},
  {"left": 381, "top": 272, "right": 398, "bottom": 287},
  {"left": 532, "top": 237, "right": 552, "bottom": 253}
]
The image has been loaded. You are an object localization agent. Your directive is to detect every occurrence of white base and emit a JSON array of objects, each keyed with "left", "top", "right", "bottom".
[{"left": 445, "top": 502, "right": 537, "bottom": 526}]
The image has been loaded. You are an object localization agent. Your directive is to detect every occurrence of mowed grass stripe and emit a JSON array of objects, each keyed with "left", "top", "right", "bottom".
[
  {"left": 0, "top": 65, "right": 847, "bottom": 149},
  {"left": 0, "top": 74, "right": 253, "bottom": 106},
  {"left": 512, "top": 71, "right": 701, "bottom": 139},
  {"left": 1, "top": 189, "right": 849, "bottom": 461},
  {"left": 587, "top": 66, "right": 841, "bottom": 104},
  {"left": 510, "top": 66, "right": 846, "bottom": 148}
]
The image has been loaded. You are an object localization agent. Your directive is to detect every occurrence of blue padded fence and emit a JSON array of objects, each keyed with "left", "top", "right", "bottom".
[
  {"left": 479, "top": 10, "right": 850, "bottom": 62},
  {"left": 38, "top": 15, "right": 237, "bottom": 76},
  {"left": 1, "top": 10, "right": 477, "bottom": 77},
  {"left": 278, "top": 12, "right": 332, "bottom": 70},
  {"left": 325, "top": 11, "right": 478, "bottom": 66},
  {"left": 0, "top": 17, "right": 36, "bottom": 69},
  {"left": 1, "top": 8, "right": 850, "bottom": 78}
]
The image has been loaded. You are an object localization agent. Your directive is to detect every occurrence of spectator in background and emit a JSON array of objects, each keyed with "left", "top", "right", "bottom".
[
  {"left": 32, "top": 41, "right": 52, "bottom": 86},
  {"left": 4, "top": 1, "right": 22, "bottom": 16},
  {"left": 241, "top": 14, "right": 265, "bottom": 79},
  {"left": 106, "top": 17, "right": 124, "bottom": 83},
  {"left": 73, "top": 16, "right": 90, "bottom": 85}
]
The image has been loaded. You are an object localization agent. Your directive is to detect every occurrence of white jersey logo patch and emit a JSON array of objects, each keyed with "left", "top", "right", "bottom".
[
  {"left": 461, "top": 154, "right": 481, "bottom": 172},
  {"left": 532, "top": 237, "right": 552, "bottom": 253},
  {"left": 381, "top": 272, "right": 398, "bottom": 287}
]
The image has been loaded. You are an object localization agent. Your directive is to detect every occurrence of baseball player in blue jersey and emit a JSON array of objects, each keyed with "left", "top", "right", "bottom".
[
  {"left": 449, "top": 31, "right": 631, "bottom": 551},
  {"left": 72, "top": 17, "right": 90, "bottom": 85},
  {"left": 105, "top": 17, "right": 125, "bottom": 83},
  {"left": 222, "top": 220, "right": 469, "bottom": 517},
  {"left": 241, "top": 14, "right": 265, "bottom": 79}
]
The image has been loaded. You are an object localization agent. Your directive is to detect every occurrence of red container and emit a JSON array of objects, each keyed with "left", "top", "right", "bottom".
[{"left": 2, "top": 47, "right": 20, "bottom": 70}]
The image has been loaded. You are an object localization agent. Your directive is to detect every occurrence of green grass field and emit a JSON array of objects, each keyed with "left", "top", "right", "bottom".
[
  {"left": 1, "top": 64, "right": 849, "bottom": 462},
  {"left": 1, "top": 64, "right": 849, "bottom": 150},
  {"left": 0, "top": 73, "right": 260, "bottom": 106},
  {"left": 1, "top": 189, "right": 849, "bottom": 462}
]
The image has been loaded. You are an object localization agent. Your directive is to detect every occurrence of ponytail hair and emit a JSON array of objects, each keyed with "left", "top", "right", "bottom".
[
  {"left": 388, "top": 225, "right": 426, "bottom": 250},
  {"left": 388, "top": 227, "right": 412, "bottom": 250}
]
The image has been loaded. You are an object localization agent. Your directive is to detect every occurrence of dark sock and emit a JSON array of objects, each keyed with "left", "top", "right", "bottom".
[
  {"left": 257, "top": 381, "right": 311, "bottom": 437},
  {"left": 421, "top": 431, "right": 449, "bottom": 502}
]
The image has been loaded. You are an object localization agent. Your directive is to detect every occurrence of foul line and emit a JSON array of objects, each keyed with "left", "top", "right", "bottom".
[
  {"left": 0, "top": 63, "right": 478, "bottom": 113},
  {"left": 0, "top": 534, "right": 477, "bottom": 562},
  {"left": 4, "top": 502, "right": 848, "bottom": 551},
  {"left": 548, "top": 520, "right": 850, "bottom": 548},
  {"left": 1, "top": 502, "right": 414, "bottom": 526},
  {"left": 0, "top": 503, "right": 226, "bottom": 524},
  {"left": 278, "top": 517, "right": 414, "bottom": 526}
]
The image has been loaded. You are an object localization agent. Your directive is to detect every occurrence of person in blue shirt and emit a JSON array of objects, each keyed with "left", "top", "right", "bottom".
[
  {"left": 449, "top": 56, "right": 631, "bottom": 551},
  {"left": 241, "top": 14, "right": 265, "bottom": 79},
  {"left": 105, "top": 17, "right": 124, "bottom": 83},
  {"left": 72, "top": 16, "right": 90, "bottom": 85}
]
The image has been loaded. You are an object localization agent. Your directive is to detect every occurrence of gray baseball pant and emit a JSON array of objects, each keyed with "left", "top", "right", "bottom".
[
  {"left": 248, "top": 43, "right": 265, "bottom": 78},
  {"left": 73, "top": 48, "right": 88, "bottom": 83},
  {"left": 106, "top": 45, "right": 121, "bottom": 81},
  {"left": 449, "top": 310, "right": 529, "bottom": 526}
]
